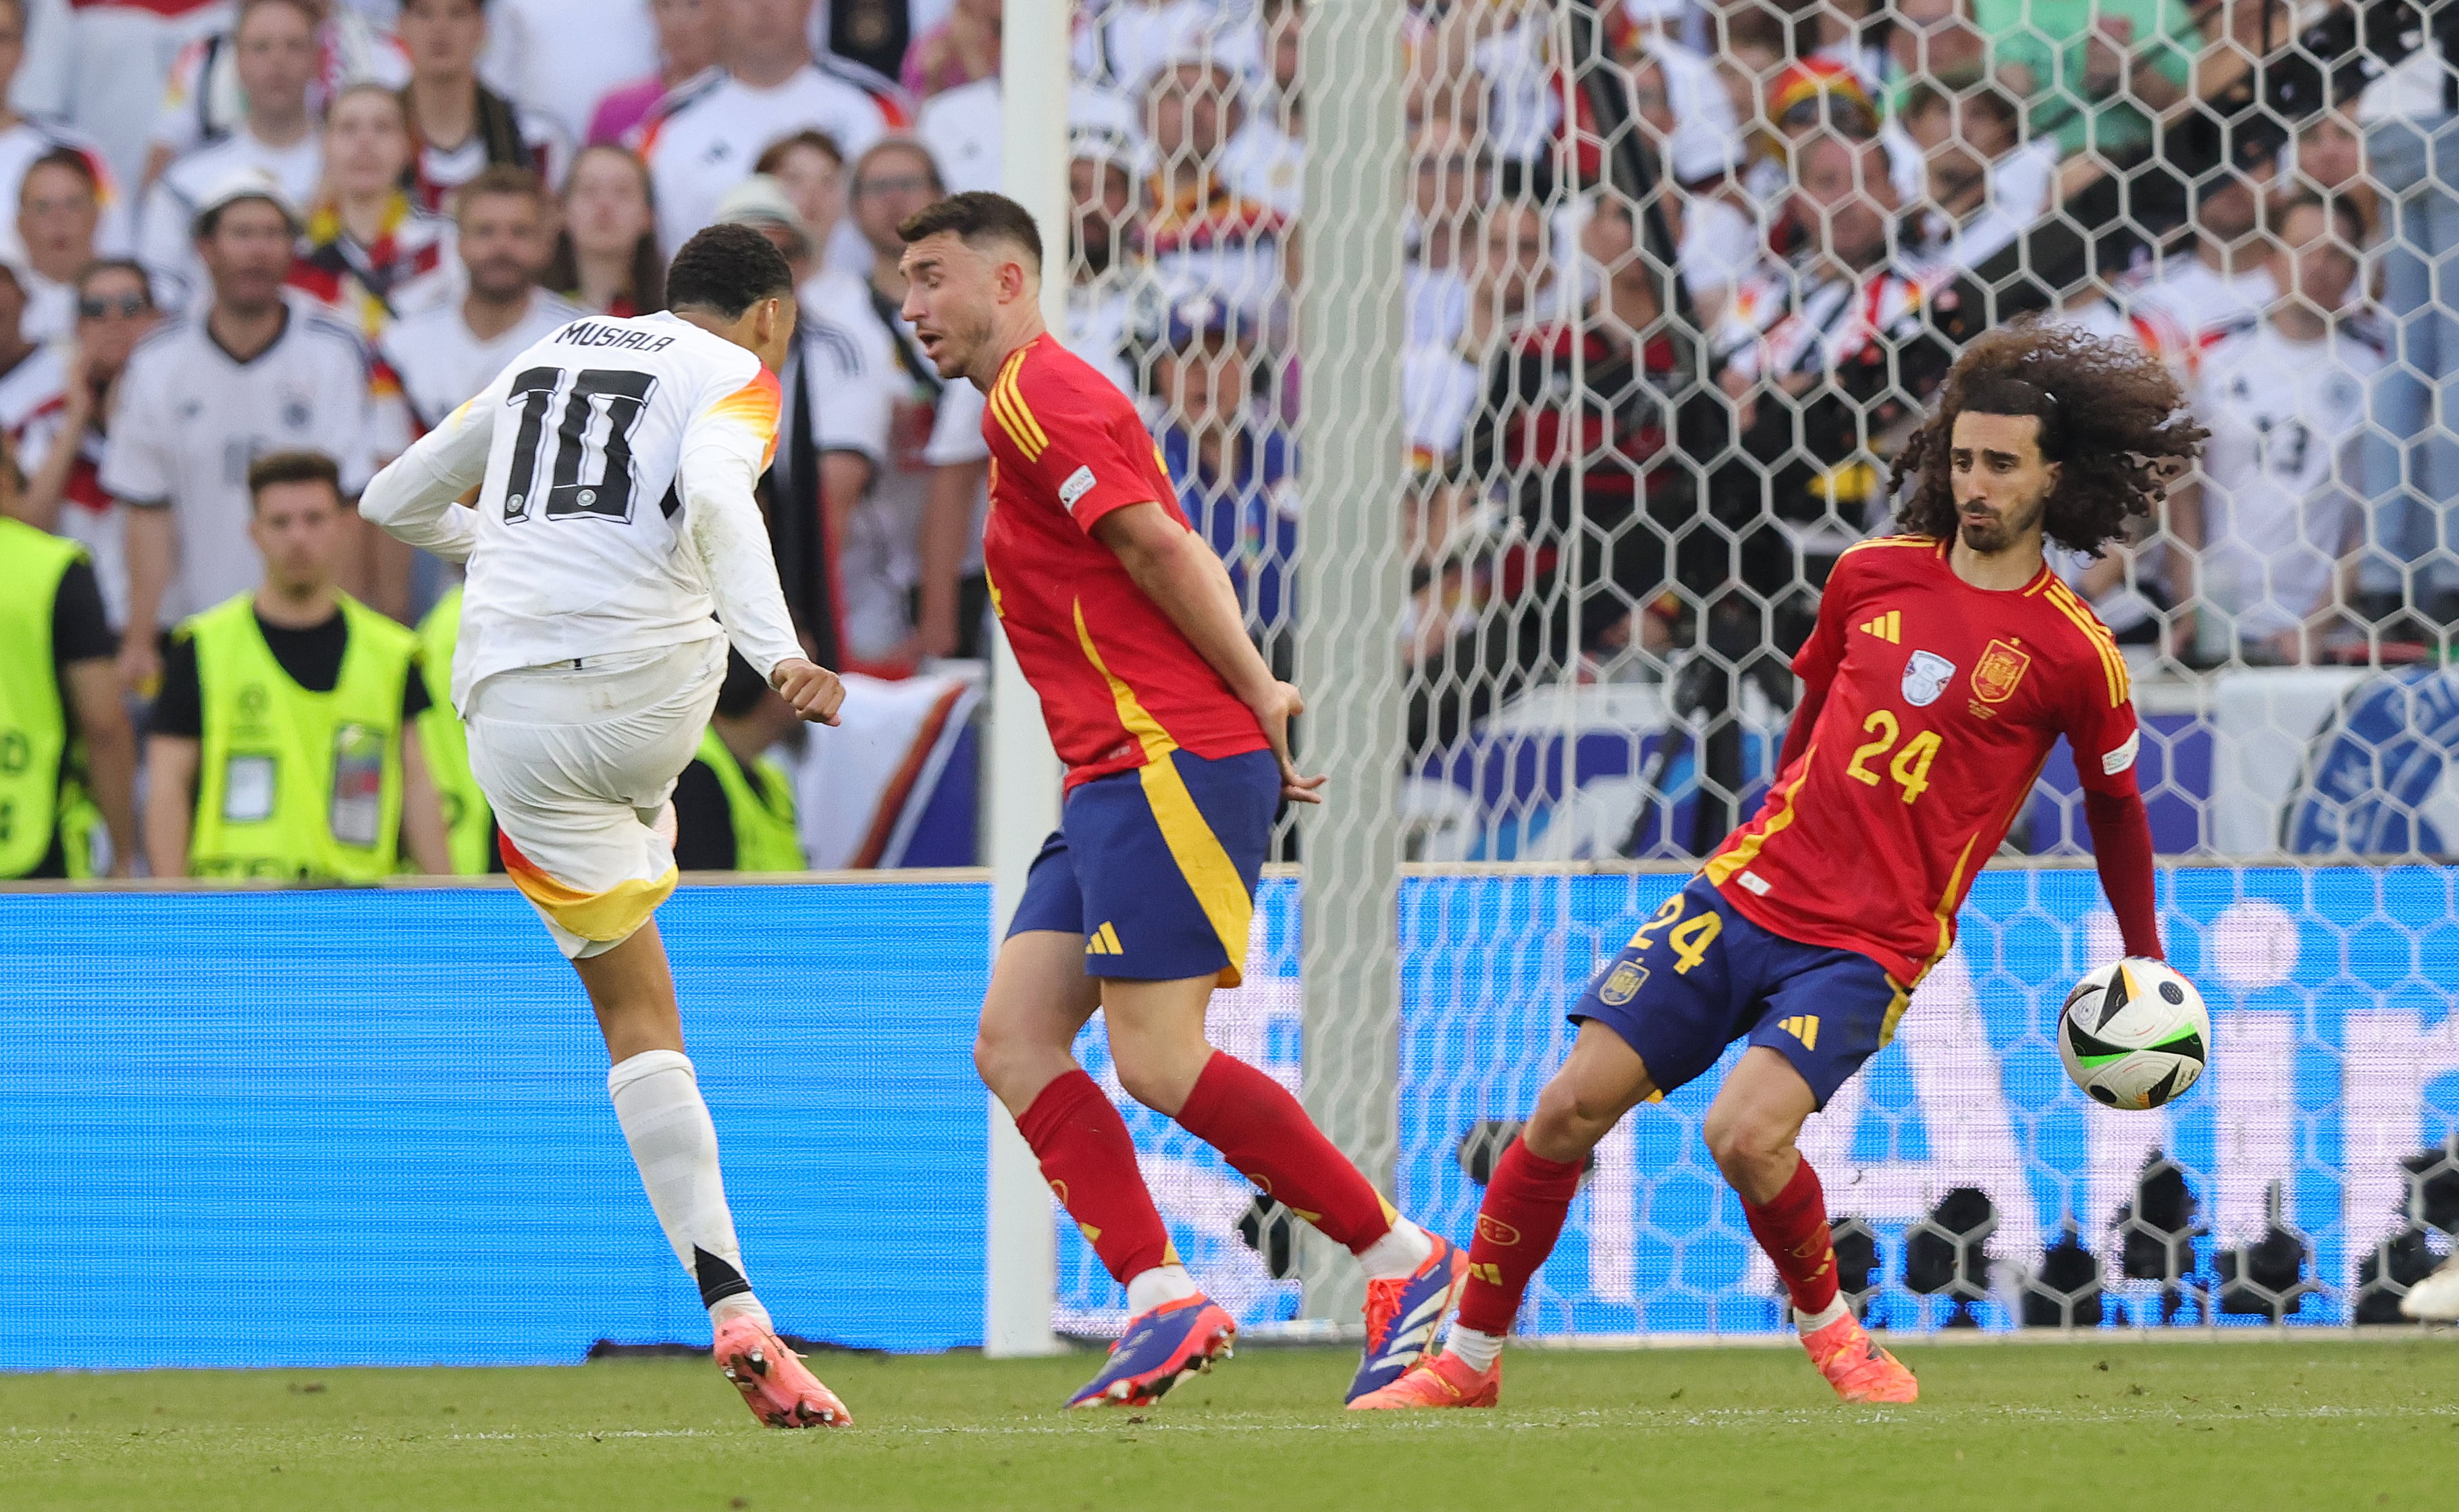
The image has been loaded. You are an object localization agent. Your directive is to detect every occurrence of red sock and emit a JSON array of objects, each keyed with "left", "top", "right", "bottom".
[
  {"left": 1014, "top": 1071, "right": 1175, "bottom": 1283},
  {"left": 1455, "top": 1137, "right": 1583, "bottom": 1335},
  {"left": 1172, "top": 1052, "right": 1394, "bottom": 1251},
  {"left": 1741, "top": 1158, "right": 1841, "bottom": 1317}
]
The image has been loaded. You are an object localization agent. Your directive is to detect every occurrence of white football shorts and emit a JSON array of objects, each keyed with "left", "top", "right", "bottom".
[{"left": 464, "top": 635, "right": 726, "bottom": 959}]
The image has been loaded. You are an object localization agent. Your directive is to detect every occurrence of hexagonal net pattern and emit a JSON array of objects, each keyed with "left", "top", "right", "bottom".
[
  {"left": 1034, "top": 0, "right": 2459, "bottom": 1336},
  {"left": 1043, "top": 1, "right": 2459, "bottom": 861},
  {"left": 1050, "top": 863, "right": 2458, "bottom": 1336}
]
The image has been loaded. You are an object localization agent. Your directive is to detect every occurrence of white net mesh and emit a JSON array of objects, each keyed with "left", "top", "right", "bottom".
[{"left": 1035, "top": 0, "right": 2459, "bottom": 1335}]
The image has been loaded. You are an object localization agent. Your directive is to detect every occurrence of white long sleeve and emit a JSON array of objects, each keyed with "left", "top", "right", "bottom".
[
  {"left": 679, "top": 434, "right": 805, "bottom": 682},
  {"left": 359, "top": 396, "right": 496, "bottom": 563}
]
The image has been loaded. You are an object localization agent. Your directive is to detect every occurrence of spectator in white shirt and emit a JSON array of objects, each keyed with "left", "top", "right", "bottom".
[
  {"left": 37, "top": 0, "right": 229, "bottom": 194},
  {"left": 641, "top": 0, "right": 895, "bottom": 260},
  {"left": 2123, "top": 136, "right": 2280, "bottom": 347},
  {"left": 14, "top": 147, "right": 102, "bottom": 343},
  {"left": 138, "top": 0, "right": 327, "bottom": 315},
  {"left": 1406, "top": 119, "right": 1487, "bottom": 349},
  {"left": 11, "top": 259, "right": 159, "bottom": 626},
  {"left": 2171, "top": 194, "right": 2383, "bottom": 664},
  {"left": 587, "top": 0, "right": 724, "bottom": 149},
  {"left": 543, "top": 142, "right": 666, "bottom": 316},
  {"left": 107, "top": 172, "right": 396, "bottom": 688},
  {"left": 397, "top": 0, "right": 569, "bottom": 213},
  {"left": 477, "top": 0, "right": 658, "bottom": 151},
  {"left": 377, "top": 164, "right": 581, "bottom": 432},
  {"left": 0, "top": 0, "right": 130, "bottom": 276},
  {"left": 290, "top": 83, "right": 460, "bottom": 342},
  {"left": 754, "top": 128, "right": 873, "bottom": 337},
  {"left": 140, "top": 0, "right": 406, "bottom": 192}
]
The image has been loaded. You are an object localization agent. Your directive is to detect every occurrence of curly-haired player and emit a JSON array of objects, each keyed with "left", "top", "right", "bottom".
[{"left": 1357, "top": 319, "right": 2207, "bottom": 1410}]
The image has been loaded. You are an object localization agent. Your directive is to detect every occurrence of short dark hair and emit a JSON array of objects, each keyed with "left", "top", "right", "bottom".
[
  {"left": 22, "top": 147, "right": 99, "bottom": 200},
  {"left": 895, "top": 190, "right": 1043, "bottom": 269},
  {"left": 665, "top": 222, "right": 795, "bottom": 319},
  {"left": 756, "top": 130, "right": 845, "bottom": 176},
  {"left": 246, "top": 450, "right": 344, "bottom": 510},
  {"left": 853, "top": 136, "right": 945, "bottom": 197},
  {"left": 455, "top": 163, "right": 550, "bottom": 222},
  {"left": 2271, "top": 187, "right": 2367, "bottom": 247},
  {"left": 75, "top": 258, "right": 152, "bottom": 304}
]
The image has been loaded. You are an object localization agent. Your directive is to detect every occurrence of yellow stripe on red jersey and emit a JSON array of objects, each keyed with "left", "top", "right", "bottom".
[
  {"left": 1706, "top": 542, "right": 2141, "bottom": 986},
  {"left": 975, "top": 335, "right": 1267, "bottom": 788}
]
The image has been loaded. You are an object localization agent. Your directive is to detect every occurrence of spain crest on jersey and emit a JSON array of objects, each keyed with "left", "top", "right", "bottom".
[{"left": 1972, "top": 639, "right": 2033, "bottom": 703}]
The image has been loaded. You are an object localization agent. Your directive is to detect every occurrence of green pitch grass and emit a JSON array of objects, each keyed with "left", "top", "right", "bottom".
[{"left": 2, "top": 1338, "right": 2452, "bottom": 1511}]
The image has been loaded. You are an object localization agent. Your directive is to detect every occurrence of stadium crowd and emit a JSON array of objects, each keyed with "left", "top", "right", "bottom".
[{"left": 0, "top": 0, "right": 2451, "bottom": 882}]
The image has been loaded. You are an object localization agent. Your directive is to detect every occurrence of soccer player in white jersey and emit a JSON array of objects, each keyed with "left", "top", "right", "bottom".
[
  {"left": 358, "top": 223, "right": 855, "bottom": 1430},
  {"left": 2173, "top": 193, "right": 2381, "bottom": 664}
]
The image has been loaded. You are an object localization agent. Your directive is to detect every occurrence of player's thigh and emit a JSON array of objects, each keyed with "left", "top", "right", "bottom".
[
  {"left": 1565, "top": 875, "right": 1760, "bottom": 1107},
  {"left": 1067, "top": 749, "right": 1278, "bottom": 989},
  {"left": 977, "top": 830, "right": 1103, "bottom": 1106}
]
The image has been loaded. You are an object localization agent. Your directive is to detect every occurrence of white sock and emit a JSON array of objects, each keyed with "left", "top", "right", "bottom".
[
  {"left": 1356, "top": 1216, "right": 1437, "bottom": 1281},
  {"left": 1795, "top": 1296, "right": 1851, "bottom": 1332},
  {"left": 1124, "top": 1264, "right": 1202, "bottom": 1316},
  {"left": 1444, "top": 1326, "right": 1503, "bottom": 1372},
  {"left": 607, "top": 1050, "right": 770, "bottom": 1332}
]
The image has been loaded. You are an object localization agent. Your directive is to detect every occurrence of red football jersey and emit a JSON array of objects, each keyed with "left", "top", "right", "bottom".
[
  {"left": 978, "top": 335, "right": 1268, "bottom": 787},
  {"left": 1706, "top": 535, "right": 2141, "bottom": 985}
]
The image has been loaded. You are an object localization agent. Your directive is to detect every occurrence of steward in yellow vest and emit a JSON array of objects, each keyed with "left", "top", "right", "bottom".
[
  {"left": 414, "top": 585, "right": 498, "bottom": 873},
  {"left": 670, "top": 651, "right": 806, "bottom": 871},
  {"left": 0, "top": 516, "right": 138, "bottom": 878},
  {"left": 142, "top": 452, "right": 451, "bottom": 880}
]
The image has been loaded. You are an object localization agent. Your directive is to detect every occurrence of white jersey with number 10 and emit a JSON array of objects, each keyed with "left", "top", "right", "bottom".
[{"left": 359, "top": 310, "right": 805, "bottom": 712}]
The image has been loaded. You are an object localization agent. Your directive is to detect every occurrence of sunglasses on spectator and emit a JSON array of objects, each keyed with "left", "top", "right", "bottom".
[
  {"left": 857, "top": 173, "right": 936, "bottom": 198},
  {"left": 78, "top": 294, "right": 151, "bottom": 319},
  {"left": 1781, "top": 99, "right": 1878, "bottom": 138}
]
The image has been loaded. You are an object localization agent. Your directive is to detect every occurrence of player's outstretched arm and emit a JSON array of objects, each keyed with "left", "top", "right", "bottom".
[
  {"left": 2082, "top": 786, "right": 2163, "bottom": 960},
  {"left": 359, "top": 397, "right": 498, "bottom": 563},
  {"left": 1089, "top": 500, "right": 1327, "bottom": 805},
  {"left": 676, "top": 401, "right": 827, "bottom": 709}
]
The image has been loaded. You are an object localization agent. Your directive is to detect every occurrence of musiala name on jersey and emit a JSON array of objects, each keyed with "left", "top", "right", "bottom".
[{"left": 556, "top": 321, "right": 677, "bottom": 354}]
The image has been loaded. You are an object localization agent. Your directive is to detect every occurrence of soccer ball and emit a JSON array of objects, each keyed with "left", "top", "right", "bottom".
[{"left": 2057, "top": 958, "right": 2210, "bottom": 1110}]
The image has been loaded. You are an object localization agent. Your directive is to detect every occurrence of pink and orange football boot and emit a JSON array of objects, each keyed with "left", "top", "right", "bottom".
[
  {"left": 714, "top": 1316, "right": 853, "bottom": 1428},
  {"left": 1065, "top": 1295, "right": 1238, "bottom": 1409},
  {"left": 1345, "top": 1348, "right": 1500, "bottom": 1410},
  {"left": 1800, "top": 1312, "right": 1918, "bottom": 1403}
]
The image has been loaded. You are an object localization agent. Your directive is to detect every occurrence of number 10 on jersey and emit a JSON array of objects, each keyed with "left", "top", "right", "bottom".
[{"left": 501, "top": 367, "right": 660, "bottom": 524}]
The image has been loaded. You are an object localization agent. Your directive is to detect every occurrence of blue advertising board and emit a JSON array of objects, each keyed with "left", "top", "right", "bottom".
[
  {"left": 4, "top": 865, "right": 2454, "bottom": 1366},
  {"left": 0, "top": 882, "right": 990, "bottom": 1370}
]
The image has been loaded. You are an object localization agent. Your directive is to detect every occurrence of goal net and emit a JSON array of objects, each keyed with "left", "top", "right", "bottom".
[{"left": 1028, "top": 0, "right": 2459, "bottom": 1337}]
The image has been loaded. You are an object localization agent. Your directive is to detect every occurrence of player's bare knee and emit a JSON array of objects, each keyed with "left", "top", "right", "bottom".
[
  {"left": 1525, "top": 1076, "right": 1618, "bottom": 1163},
  {"left": 1703, "top": 1106, "right": 1794, "bottom": 1187},
  {"left": 1109, "top": 1053, "right": 1196, "bottom": 1117}
]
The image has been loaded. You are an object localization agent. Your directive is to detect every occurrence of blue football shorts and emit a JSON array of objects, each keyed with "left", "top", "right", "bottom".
[
  {"left": 1569, "top": 873, "right": 1911, "bottom": 1108},
  {"left": 1007, "top": 747, "right": 1278, "bottom": 987}
]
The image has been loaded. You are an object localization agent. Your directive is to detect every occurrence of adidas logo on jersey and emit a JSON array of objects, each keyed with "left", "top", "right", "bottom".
[
  {"left": 1086, "top": 922, "right": 1125, "bottom": 956},
  {"left": 1857, "top": 610, "right": 1901, "bottom": 643},
  {"left": 1776, "top": 1015, "right": 1820, "bottom": 1050}
]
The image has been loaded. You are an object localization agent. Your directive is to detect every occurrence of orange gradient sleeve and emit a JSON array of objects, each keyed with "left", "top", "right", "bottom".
[{"left": 710, "top": 368, "right": 785, "bottom": 471}]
